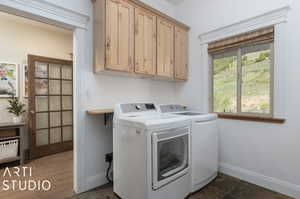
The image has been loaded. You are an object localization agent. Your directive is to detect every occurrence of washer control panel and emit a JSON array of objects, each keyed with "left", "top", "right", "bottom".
[
  {"left": 121, "top": 103, "right": 157, "bottom": 113},
  {"left": 160, "top": 104, "right": 187, "bottom": 113}
]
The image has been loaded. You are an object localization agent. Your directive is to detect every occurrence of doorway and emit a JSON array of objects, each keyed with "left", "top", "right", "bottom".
[{"left": 0, "top": 11, "right": 75, "bottom": 199}]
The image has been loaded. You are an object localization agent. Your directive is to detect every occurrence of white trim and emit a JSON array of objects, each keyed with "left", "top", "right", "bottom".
[
  {"left": 219, "top": 162, "right": 300, "bottom": 198},
  {"left": 201, "top": 43, "right": 210, "bottom": 113},
  {"left": 0, "top": 0, "right": 89, "bottom": 29},
  {"left": 22, "top": 64, "right": 28, "bottom": 98},
  {"left": 203, "top": 8, "right": 288, "bottom": 118},
  {"left": 199, "top": 6, "right": 290, "bottom": 44},
  {"left": 273, "top": 23, "right": 286, "bottom": 118},
  {"left": 0, "top": 0, "right": 90, "bottom": 194},
  {"left": 85, "top": 172, "right": 107, "bottom": 191},
  {"left": 73, "top": 28, "right": 88, "bottom": 194}
]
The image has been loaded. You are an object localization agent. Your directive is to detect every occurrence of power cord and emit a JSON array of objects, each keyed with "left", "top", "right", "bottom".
[
  {"left": 105, "top": 153, "right": 113, "bottom": 183},
  {"left": 106, "top": 161, "right": 113, "bottom": 183}
]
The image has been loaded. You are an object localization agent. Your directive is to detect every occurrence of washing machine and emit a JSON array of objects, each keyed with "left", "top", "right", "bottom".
[
  {"left": 113, "top": 103, "right": 191, "bottom": 199},
  {"left": 160, "top": 104, "right": 219, "bottom": 193}
]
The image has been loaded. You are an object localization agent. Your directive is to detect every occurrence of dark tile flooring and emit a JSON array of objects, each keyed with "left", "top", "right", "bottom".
[{"left": 71, "top": 173, "right": 294, "bottom": 199}]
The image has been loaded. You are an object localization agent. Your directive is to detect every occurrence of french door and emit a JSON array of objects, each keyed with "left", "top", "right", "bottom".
[{"left": 28, "top": 55, "right": 73, "bottom": 159}]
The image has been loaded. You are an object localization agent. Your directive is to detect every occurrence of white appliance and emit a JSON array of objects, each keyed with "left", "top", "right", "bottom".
[
  {"left": 160, "top": 105, "right": 218, "bottom": 193},
  {"left": 113, "top": 103, "right": 191, "bottom": 199}
]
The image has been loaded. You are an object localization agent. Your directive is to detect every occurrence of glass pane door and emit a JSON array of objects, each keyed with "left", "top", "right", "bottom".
[
  {"left": 28, "top": 55, "right": 73, "bottom": 159},
  {"left": 157, "top": 134, "right": 188, "bottom": 181}
]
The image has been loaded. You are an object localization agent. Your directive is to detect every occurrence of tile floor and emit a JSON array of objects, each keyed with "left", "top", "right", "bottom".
[{"left": 71, "top": 173, "right": 294, "bottom": 199}]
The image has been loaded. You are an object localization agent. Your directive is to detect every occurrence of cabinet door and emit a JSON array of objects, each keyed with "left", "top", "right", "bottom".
[
  {"left": 175, "top": 26, "right": 188, "bottom": 80},
  {"left": 134, "top": 8, "right": 157, "bottom": 75},
  {"left": 106, "top": 0, "right": 134, "bottom": 72},
  {"left": 157, "top": 18, "right": 174, "bottom": 78}
]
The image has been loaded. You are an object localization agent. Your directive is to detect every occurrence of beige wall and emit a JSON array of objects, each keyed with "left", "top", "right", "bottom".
[{"left": 0, "top": 12, "right": 72, "bottom": 123}]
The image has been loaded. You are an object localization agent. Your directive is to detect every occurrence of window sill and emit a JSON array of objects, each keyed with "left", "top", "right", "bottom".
[{"left": 217, "top": 113, "right": 286, "bottom": 124}]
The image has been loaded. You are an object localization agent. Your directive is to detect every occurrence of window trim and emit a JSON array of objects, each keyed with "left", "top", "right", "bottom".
[
  {"left": 210, "top": 42, "right": 275, "bottom": 118},
  {"left": 217, "top": 113, "right": 285, "bottom": 124}
]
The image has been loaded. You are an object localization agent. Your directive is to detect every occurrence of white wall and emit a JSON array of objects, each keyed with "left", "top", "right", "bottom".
[
  {"left": 0, "top": 0, "right": 179, "bottom": 194},
  {"left": 174, "top": 0, "right": 300, "bottom": 197},
  {"left": 9, "top": 0, "right": 300, "bottom": 196},
  {"left": 44, "top": 0, "right": 180, "bottom": 192},
  {"left": 83, "top": 0, "right": 180, "bottom": 190},
  {"left": 0, "top": 12, "right": 72, "bottom": 123}
]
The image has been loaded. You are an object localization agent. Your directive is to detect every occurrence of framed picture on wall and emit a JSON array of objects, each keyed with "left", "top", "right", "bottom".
[
  {"left": 0, "top": 62, "right": 18, "bottom": 97},
  {"left": 23, "top": 64, "right": 28, "bottom": 98}
]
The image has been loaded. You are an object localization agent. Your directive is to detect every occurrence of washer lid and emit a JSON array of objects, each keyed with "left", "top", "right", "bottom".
[
  {"left": 174, "top": 112, "right": 218, "bottom": 121},
  {"left": 115, "top": 114, "right": 190, "bottom": 129},
  {"left": 159, "top": 104, "right": 188, "bottom": 113},
  {"left": 176, "top": 112, "right": 206, "bottom": 116}
]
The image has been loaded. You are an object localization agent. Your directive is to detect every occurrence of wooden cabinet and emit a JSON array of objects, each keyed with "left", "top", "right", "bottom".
[
  {"left": 174, "top": 26, "right": 188, "bottom": 80},
  {"left": 134, "top": 8, "right": 157, "bottom": 75},
  {"left": 105, "top": 0, "right": 134, "bottom": 72},
  {"left": 0, "top": 123, "right": 26, "bottom": 165},
  {"left": 94, "top": 0, "right": 134, "bottom": 72},
  {"left": 93, "top": 0, "right": 189, "bottom": 80},
  {"left": 157, "top": 18, "right": 174, "bottom": 78}
]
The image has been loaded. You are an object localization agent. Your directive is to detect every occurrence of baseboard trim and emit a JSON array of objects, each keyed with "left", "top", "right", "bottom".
[
  {"left": 85, "top": 172, "right": 108, "bottom": 192},
  {"left": 219, "top": 162, "right": 300, "bottom": 198}
]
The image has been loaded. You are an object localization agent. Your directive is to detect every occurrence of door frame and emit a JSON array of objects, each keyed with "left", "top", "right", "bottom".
[{"left": 0, "top": 0, "right": 89, "bottom": 194}]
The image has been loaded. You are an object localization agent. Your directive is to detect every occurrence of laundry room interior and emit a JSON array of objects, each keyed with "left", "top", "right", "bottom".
[{"left": 0, "top": 0, "right": 299, "bottom": 199}]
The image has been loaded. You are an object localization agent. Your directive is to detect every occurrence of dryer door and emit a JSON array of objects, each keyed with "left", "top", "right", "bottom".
[{"left": 152, "top": 127, "right": 190, "bottom": 190}]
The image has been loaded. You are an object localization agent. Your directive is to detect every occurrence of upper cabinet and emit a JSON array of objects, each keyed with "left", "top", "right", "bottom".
[
  {"left": 105, "top": 0, "right": 134, "bottom": 72},
  {"left": 93, "top": 0, "right": 190, "bottom": 81},
  {"left": 134, "top": 8, "right": 157, "bottom": 75},
  {"left": 175, "top": 26, "right": 189, "bottom": 80},
  {"left": 157, "top": 18, "right": 174, "bottom": 78},
  {"left": 94, "top": 0, "right": 134, "bottom": 72}
]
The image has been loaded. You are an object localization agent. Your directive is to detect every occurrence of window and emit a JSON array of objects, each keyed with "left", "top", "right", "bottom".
[
  {"left": 209, "top": 26, "right": 275, "bottom": 118},
  {"left": 212, "top": 51, "right": 238, "bottom": 113},
  {"left": 212, "top": 43, "right": 273, "bottom": 116}
]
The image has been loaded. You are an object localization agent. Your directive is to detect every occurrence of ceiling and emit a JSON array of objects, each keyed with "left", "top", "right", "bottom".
[{"left": 165, "top": 0, "right": 184, "bottom": 5}]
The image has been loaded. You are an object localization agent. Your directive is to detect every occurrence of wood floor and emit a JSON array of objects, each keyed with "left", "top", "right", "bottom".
[{"left": 0, "top": 151, "right": 73, "bottom": 199}]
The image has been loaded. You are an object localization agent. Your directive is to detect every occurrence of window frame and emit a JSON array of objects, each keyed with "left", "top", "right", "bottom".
[{"left": 210, "top": 42, "right": 275, "bottom": 117}]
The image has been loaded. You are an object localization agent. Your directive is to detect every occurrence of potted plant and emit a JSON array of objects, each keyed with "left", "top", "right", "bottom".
[{"left": 6, "top": 95, "right": 26, "bottom": 123}]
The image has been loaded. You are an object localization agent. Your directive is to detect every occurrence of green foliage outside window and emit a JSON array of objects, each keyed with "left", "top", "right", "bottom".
[{"left": 213, "top": 44, "right": 272, "bottom": 115}]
